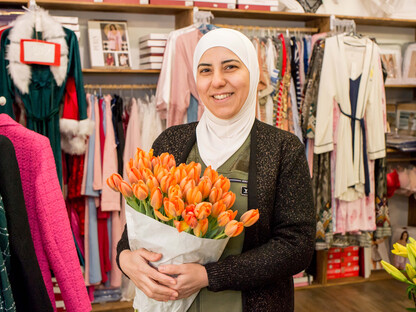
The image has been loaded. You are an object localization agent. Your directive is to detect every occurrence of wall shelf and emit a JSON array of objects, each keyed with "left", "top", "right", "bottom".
[
  {"left": 82, "top": 68, "right": 160, "bottom": 74},
  {"left": 385, "top": 84, "right": 416, "bottom": 88}
]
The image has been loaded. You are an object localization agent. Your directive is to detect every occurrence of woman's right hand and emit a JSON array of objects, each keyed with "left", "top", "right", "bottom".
[{"left": 119, "top": 248, "right": 178, "bottom": 302}]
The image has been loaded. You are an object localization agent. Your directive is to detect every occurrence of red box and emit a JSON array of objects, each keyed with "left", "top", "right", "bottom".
[
  {"left": 327, "top": 263, "right": 341, "bottom": 270},
  {"left": 328, "top": 258, "right": 341, "bottom": 265},
  {"left": 327, "top": 268, "right": 341, "bottom": 280},
  {"left": 328, "top": 247, "right": 342, "bottom": 254},
  {"left": 342, "top": 256, "right": 359, "bottom": 267},
  {"left": 193, "top": 1, "right": 235, "bottom": 8},
  {"left": 342, "top": 246, "right": 359, "bottom": 257},
  {"left": 341, "top": 265, "right": 360, "bottom": 277}
]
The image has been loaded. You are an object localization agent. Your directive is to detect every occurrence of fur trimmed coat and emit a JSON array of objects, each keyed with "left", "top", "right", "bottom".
[{"left": 0, "top": 9, "right": 92, "bottom": 184}]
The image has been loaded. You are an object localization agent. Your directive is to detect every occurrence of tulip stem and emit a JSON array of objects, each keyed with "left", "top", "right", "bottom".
[{"left": 213, "top": 233, "right": 227, "bottom": 240}]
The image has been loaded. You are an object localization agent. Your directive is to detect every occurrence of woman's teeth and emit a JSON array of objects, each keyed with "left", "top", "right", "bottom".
[{"left": 213, "top": 93, "right": 232, "bottom": 100}]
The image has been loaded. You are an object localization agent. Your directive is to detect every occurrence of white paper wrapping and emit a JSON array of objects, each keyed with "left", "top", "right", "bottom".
[{"left": 125, "top": 203, "right": 230, "bottom": 312}]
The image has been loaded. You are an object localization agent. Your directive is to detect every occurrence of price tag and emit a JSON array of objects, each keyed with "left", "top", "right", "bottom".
[{"left": 20, "top": 39, "right": 61, "bottom": 66}]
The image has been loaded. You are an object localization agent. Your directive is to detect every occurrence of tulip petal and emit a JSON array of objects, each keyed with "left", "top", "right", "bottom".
[{"left": 154, "top": 209, "right": 172, "bottom": 221}]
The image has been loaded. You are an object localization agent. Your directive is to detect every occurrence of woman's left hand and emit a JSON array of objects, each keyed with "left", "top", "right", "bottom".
[{"left": 158, "top": 263, "right": 209, "bottom": 299}]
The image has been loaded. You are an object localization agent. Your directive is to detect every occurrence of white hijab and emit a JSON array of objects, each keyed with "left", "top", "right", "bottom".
[{"left": 193, "top": 28, "right": 259, "bottom": 170}]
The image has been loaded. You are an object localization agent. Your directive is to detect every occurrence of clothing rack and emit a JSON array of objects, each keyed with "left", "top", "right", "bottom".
[
  {"left": 214, "top": 23, "right": 319, "bottom": 34},
  {"left": 84, "top": 84, "right": 157, "bottom": 89}
]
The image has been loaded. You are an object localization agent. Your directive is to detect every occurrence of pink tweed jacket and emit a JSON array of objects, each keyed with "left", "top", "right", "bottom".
[{"left": 0, "top": 114, "right": 91, "bottom": 312}]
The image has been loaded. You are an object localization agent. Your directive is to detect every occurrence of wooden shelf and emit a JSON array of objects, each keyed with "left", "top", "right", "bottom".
[
  {"left": 386, "top": 84, "right": 416, "bottom": 88},
  {"left": 35, "top": 1, "right": 191, "bottom": 14},
  {"left": 82, "top": 68, "right": 160, "bottom": 74},
  {"left": 336, "top": 14, "right": 416, "bottom": 28},
  {"left": 201, "top": 7, "right": 328, "bottom": 21},
  {"left": 92, "top": 300, "right": 133, "bottom": 312}
]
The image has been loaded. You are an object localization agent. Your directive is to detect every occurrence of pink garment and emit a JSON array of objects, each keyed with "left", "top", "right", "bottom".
[
  {"left": 101, "top": 95, "right": 121, "bottom": 212},
  {"left": 84, "top": 198, "right": 90, "bottom": 286},
  {"left": 107, "top": 30, "right": 122, "bottom": 51},
  {"left": 80, "top": 95, "right": 92, "bottom": 196},
  {"left": 121, "top": 98, "right": 142, "bottom": 227},
  {"left": 307, "top": 139, "right": 314, "bottom": 178},
  {"left": 398, "top": 168, "right": 411, "bottom": 191},
  {"left": 93, "top": 97, "right": 102, "bottom": 191},
  {"left": 110, "top": 211, "right": 122, "bottom": 287},
  {"left": 0, "top": 114, "right": 91, "bottom": 312},
  {"left": 168, "top": 29, "right": 203, "bottom": 127},
  {"left": 330, "top": 101, "right": 376, "bottom": 234}
]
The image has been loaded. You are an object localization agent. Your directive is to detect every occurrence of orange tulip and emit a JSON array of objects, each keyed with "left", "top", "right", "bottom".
[
  {"left": 154, "top": 209, "right": 172, "bottom": 221},
  {"left": 154, "top": 165, "right": 169, "bottom": 183},
  {"left": 193, "top": 219, "right": 209, "bottom": 237},
  {"left": 150, "top": 188, "right": 163, "bottom": 210},
  {"left": 138, "top": 157, "right": 152, "bottom": 171},
  {"left": 146, "top": 176, "right": 159, "bottom": 192},
  {"left": 194, "top": 202, "right": 212, "bottom": 220},
  {"left": 128, "top": 169, "right": 139, "bottom": 185},
  {"left": 141, "top": 168, "right": 154, "bottom": 182},
  {"left": 119, "top": 181, "right": 134, "bottom": 198},
  {"left": 164, "top": 196, "right": 184, "bottom": 218},
  {"left": 214, "top": 175, "right": 231, "bottom": 193},
  {"left": 151, "top": 156, "right": 160, "bottom": 169},
  {"left": 186, "top": 187, "right": 203, "bottom": 205},
  {"left": 106, "top": 176, "right": 118, "bottom": 192},
  {"left": 198, "top": 176, "right": 212, "bottom": 199},
  {"left": 217, "top": 210, "right": 238, "bottom": 227},
  {"left": 183, "top": 211, "right": 198, "bottom": 228},
  {"left": 222, "top": 191, "right": 236, "bottom": 209},
  {"left": 203, "top": 166, "right": 219, "bottom": 184},
  {"left": 168, "top": 185, "right": 183, "bottom": 200},
  {"left": 180, "top": 177, "right": 196, "bottom": 196},
  {"left": 240, "top": 209, "right": 259, "bottom": 227},
  {"left": 160, "top": 174, "right": 177, "bottom": 194},
  {"left": 224, "top": 220, "right": 244, "bottom": 237},
  {"left": 107, "top": 173, "right": 122, "bottom": 192},
  {"left": 174, "top": 220, "right": 189, "bottom": 233},
  {"left": 125, "top": 158, "right": 134, "bottom": 173},
  {"left": 132, "top": 181, "right": 149, "bottom": 200},
  {"left": 211, "top": 200, "right": 227, "bottom": 218},
  {"left": 171, "top": 165, "right": 187, "bottom": 182},
  {"left": 182, "top": 204, "right": 195, "bottom": 217},
  {"left": 209, "top": 187, "right": 223, "bottom": 204},
  {"left": 159, "top": 152, "right": 176, "bottom": 169}
]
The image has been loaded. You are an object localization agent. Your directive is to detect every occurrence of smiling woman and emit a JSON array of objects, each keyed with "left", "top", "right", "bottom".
[{"left": 116, "top": 28, "right": 315, "bottom": 312}]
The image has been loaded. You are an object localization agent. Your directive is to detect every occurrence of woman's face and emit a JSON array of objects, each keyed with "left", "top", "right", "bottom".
[
  {"left": 403, "top": 232, "right": 409, "bottom": 240},
  {"left": 110, "top": 25, "right": 116, "bottom": 31},
  {"left": 196, "top": 47, "right": 250, "bottom": 120}
]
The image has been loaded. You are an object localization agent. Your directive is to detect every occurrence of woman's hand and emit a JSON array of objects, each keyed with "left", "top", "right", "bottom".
[
  {"left": 119, "top": 248, "right": 178, "bottom": 302},
  {"left": 158, "top": 263, "right": 209, "bottom": 299}
]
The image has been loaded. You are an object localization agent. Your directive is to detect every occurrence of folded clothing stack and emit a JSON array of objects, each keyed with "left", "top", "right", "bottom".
[
  {"left": 139, "top": 33, "right": 168, "bottom": 70},
  {"left": 93, "top": 288, "right": 122, "bottom": 304},
  {"left": 53, "top": 15, "right": 81, "bottom": 40}
]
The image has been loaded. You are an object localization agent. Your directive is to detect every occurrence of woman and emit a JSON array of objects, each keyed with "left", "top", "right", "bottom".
[
  {"left": 107, "top": 24, "right": 122, "bottom": 51},
  {"left": 117, "top": 28, "right": 315, "bottom": 311},
  {"left": 394, "top": 230, "right": 409, "bottom": 270}
]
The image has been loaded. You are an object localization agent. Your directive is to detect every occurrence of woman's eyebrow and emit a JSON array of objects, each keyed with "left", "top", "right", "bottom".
[
  {"left": 197, "top": 63, "right": 211, "bottom": 68},
  {"left": 222, "top": 59, "right": 240, "bottom": 64}
]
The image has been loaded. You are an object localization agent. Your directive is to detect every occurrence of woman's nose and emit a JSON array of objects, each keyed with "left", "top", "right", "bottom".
[{"left": 211, "top": 70, "right": 226, "bottom": 88}]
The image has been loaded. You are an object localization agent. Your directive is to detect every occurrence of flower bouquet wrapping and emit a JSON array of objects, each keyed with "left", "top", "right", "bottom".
[{"left": 107, "top": 149, "right": 259, "bottom": 312}]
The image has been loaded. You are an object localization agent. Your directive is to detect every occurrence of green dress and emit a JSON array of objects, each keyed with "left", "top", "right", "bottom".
[{"left": 187, "top": 135, "right": 250, "bottom": 312}]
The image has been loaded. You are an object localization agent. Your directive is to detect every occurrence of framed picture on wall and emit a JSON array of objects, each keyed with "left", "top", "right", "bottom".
[
  {"left": 87, "top": 20, "right": 131, "bottom": 68},
  {"left": 379, "top": 44, "right": 402, "bottom": 86},
  {"left": 403, "top": 43, "right": 416, "bottom": 85}
]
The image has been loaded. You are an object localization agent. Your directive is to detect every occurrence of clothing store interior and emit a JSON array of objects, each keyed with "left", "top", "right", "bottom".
[{"left": 1, "top": 0, "right": 416, "bottom": 311}]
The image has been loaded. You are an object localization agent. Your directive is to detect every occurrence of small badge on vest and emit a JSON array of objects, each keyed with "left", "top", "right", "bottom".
[{"left": 241, "top": 186, "right": 248, "bottom": 196}]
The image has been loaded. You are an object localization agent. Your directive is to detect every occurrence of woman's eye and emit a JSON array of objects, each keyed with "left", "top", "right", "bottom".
[
  {"left": 199, "top": 68, "right": 210, "bottom": 73},
  {"left": 225, "top": 64, "right": 238, "bottom": 70}
]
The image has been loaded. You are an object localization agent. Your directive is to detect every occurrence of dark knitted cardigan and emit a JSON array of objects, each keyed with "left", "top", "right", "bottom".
[{"left": 117, "top": 119, "right": 315, "bottom": 312}]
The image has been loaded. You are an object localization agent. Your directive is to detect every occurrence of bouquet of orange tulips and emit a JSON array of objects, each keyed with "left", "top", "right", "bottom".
[{"left": 107, "top": 148, "right": 259, "bottom": 312}]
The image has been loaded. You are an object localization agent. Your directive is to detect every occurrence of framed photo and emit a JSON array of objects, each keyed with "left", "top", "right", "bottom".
[
  {"left": 396, "top": 103, "right": 416, "bottom": 135},
  {"left": 403, "top": 43, "right": 416, "bottom": 85},
  {"left": 379, "top": 44, "right": 402, "bottom": 85},
  {"left": 88, "top": 20, "right": 131, "bottom": 68}
]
